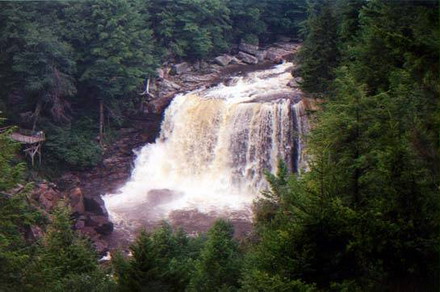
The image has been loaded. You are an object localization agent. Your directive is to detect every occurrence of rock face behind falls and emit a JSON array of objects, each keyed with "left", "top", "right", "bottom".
[{"left": 103, "top": 62, "right": 308, "bottom": 235}]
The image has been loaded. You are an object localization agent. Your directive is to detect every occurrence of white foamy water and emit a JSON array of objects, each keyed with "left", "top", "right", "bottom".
[{"left": 103, "top": 62, "right": 308, "bottom": 229}]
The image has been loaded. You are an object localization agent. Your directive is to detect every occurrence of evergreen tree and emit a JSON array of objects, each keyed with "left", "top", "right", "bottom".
[
  {"left": 25, "top": 205, "right": 109, "bottom": 291},
  {"left": 0, "top": 118, "right": 40, "bottom": 291},
  {"left": 114, "top": 222, "right": 202, "bottom": 291},
  {"left": 299, "top": 0, "right": 340, "bottom": 94},
  {"left": 188, "top": 219, "right": 241, "bottom": 291}
]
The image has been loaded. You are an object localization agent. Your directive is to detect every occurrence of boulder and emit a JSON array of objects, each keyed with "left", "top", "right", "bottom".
[
  {"left": 80, "top": 226, "right": 97, "bottom": 237},
  {"left": 276, "top": 36, "right": 292, "bottom": 43},
  {"left": 266, "top": 47, "right": 293, "bottom": 63},
  {"left": 193, "top": 61, "right": 210, "bottom": 71},
  {"left": 171, "top": 62, "right": 192, "bottom": 75},
  {"left": 224, "top": 77, "right": 238, "bottom": 87},
  {"left": 57, "top": 174, "right": 80, "bottom": 191},
  {"left": 205, "top": 64, "right": 223, "bottom": 74},
  {"left": 239, "top": 42, "right": 259, "bottom": 56},
  {"left": 33, "top": 183, "right": 61, "bottom": 211},
  {"left": 274, "top": 42, "right": 299, "bottom": 51},
  {"left": 291, "top": 66, "right": 302, "bottom": 77},
  {"left": 237, "top": 52, "right": 258, "bottom": 65},
  {"left": 83, "top": 196, "right": 107, "bottom": 215},
  {"left": 69, "top": 187, "right": 85, "bottom": 214},
  {"left": 156, "top": 68, "right": 165, "bottom": 79},
  {"left": 75, "top": 219, "right": 86, "bottom": 230},
  {"left": 255, "top": 50, "right": 267, "bottom": 62},
  {"left": 160, "top": 79, "right": 181, "bottom": 91},
  {"left": 86, "top": 215, "right": 114, "bottom": 236},
  {"left": 94, "top": 240, "right": 109, "bottom": 255},
  {"left": 229, "top": 57, "right": 243, "bottom": 65},
  {"left": 214, "top": 54, "right": 233, "bottom": 66},
  {"left": 288, "top": 77, "right": 303, "bottom": 88}
]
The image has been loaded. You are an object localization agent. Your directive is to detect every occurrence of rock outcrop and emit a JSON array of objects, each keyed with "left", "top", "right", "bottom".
[
  {"left": 237, "top": 51, "right": 259, "bottom": 64},
  {"left": 214, "top": 54, "right": 233, "bottom": 66},
  {"left": 30, "top": 181, "right": 113, "bottom": 254},
  {"left": 171, "top": 62, "right": 192, "bottom": 75},
  {"left": 239, "top": 42, "right": 259, "bottom": 56}
]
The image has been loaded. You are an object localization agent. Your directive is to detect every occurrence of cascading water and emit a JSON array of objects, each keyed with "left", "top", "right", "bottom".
[{"left": 103, "top": 62, "right": 308, "bottom": 232}]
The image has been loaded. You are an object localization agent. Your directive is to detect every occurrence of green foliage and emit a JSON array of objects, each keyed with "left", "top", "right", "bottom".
[
  {"left": 244, "top": 165, "right": 361, "bottom": 289},
  {"left": 114, "top": 221, "right": 242, "bottom": 291},
  {"left": 0, "top": 118, "right": 41, "bottom": 290},
  {"left": 51, "top": 270, "right": 117, "bottom": 292},
  {"left": 0, "top": 188, "right": 42, "bottom": 291},
  {"left": 24, "top": 205, "right": 110, "bottom": 291},
  {"left": 0, "top": 124, "right": 25, "bottom": 190},
  {"left": 188, "top": 219, "right": 241, "bottom": 291},
  {"left": 241, "top": 270, "right": 316, "bottom": 292},
  {"left": 11, "top": 26, "right": 76, "bottom": 122},
  {"left": 0, "top": 2, "right": 76, "bottom": 123},
  {"left": 44, "top": 118, "right": 102, "bottom": 169},
  {"left": 228, "top": 0, "right": 267, "bottom": 44},
  {"left": 150, "top": 0, "right": 232, "bottom": 60},
  {"left": 299, "top": 0, "right": 340, "bottom": 94},
  {"left": 65, "top": 0, "right": 157, "bottom": 100},
  {"left": 273, "top": 0, "right": 440, "bottom": 289},
  {"left": 260, "top": 0, "right": 307, "bottom": 41},
  {"left": 114, "top": 222, "right": 203, "bottom": 291}
]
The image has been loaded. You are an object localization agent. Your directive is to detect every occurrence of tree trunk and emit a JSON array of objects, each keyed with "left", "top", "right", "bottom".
[
  {"left": 99, "top": 99, "right": 104, "bottom": 146},
  {"left": 32, "top": 101, "right": 43, "bottom": 132}
]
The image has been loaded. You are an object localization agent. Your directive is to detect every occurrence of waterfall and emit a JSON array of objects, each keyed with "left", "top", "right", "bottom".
[{"left": 103, "top": 62, "right": 307, "bottom": 230}]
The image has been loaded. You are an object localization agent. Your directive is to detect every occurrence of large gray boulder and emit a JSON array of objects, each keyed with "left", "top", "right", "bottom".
[
  {"left": 214, "top": 54, "right": 233, "bottom": 66},
  {"left": 266, "top": 47, "right": 293, "bottom": 63},
  {"left": 287, "top": 77, "right": 303, "bottom": 88},
  {"left": 171, "top": 62, "right": 192, "bottom": 75},
  {"left": 239, "top": 42, "right": 259, "bottom": 56},
  {"left": 255, "top": 50, "right": 267, "bottom": 62},
  {"left": 237, "top": 52, "right": 258, "bottom": 64},
  {"left": 229, "top": 57, "right": 243, "bottom": 65}
]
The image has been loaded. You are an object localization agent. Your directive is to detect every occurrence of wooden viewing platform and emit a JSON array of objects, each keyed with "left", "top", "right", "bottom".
[
  {"left": 7, "top": 129, "right": 46, "bottom": 166},
  {"left": 10, "top": 132, "right": 45, "bottom": 144}
]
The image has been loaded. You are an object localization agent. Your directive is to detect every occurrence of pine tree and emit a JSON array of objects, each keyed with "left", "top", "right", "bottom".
[
  {"left": 188, "top": 219, "right": 241, "bottom": 291},
  {"left": 25, "top": 205, "right": 106, "bottom": 291},
  {"left": 299, "top": 0, "right": 340, "bottom": 94},
  {"left": 114, "top": 223, "right": 201, "bottom": 291},
  {"left": 0, "top": 124, "right": 38, "bottom": 290}
]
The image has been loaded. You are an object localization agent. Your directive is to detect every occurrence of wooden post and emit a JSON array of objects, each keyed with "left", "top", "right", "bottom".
[
  {"left": 38, "top": 142, "right": 42, "bottom": 165},
  {"left": 32, "top": 101, "right": 42, "bottom": 132}
]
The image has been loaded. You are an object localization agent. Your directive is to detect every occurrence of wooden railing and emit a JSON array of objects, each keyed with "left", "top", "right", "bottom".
[{"left": 9, "top": 129, "right": 46, "bottom": 144}]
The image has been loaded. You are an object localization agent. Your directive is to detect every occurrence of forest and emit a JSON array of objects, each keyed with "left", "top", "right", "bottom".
[{"left": 1, "top": 0, "right": 439, "bottom": 291}]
